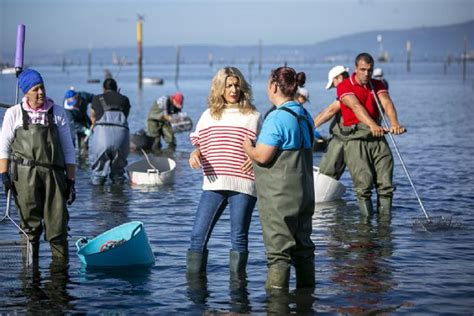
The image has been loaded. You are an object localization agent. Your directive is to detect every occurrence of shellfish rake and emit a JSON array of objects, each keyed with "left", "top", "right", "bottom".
[
  {"left": 369, "top": 80, "right": 461, "bottom": 231},
  {"left": 0, "top": 190, "right": 33, "bottom": 266}
]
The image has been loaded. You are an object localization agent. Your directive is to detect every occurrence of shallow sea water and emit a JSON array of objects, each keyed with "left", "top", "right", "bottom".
[{"left": 0, "top": 62, "right": 473, "bottom": 314}]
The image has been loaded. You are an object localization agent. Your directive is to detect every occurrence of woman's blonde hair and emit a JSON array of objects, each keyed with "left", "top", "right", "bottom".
[{"left": 208, "top": 67, "right": 256, "bottom": 120}]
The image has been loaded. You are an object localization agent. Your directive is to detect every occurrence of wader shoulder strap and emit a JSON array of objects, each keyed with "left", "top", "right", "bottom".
[
  {"left": 47, "top": 106, "right": 55, "bottom": 127},
  {"left": 20, "top": 104, "right": 29, "bottom": 130},
  {"left": 99, "top": 96, "right": 122, "bottom": 112},
  {"left": 278, "top": 106, "right": 314, "bottom": 148}
]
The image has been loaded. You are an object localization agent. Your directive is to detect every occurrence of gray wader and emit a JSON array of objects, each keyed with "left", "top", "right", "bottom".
[
  {"left": 339, "top": 123, "right": 395, "bottom": 216},
  {"left": 254, "top": 107, "right": 316, "bottom": 290},
  {"left": 90, "top": 97, "right": 129, "bottom": 185},
  {"left": 11, "top": 106, "right": 69, "bottom": 261},
  {"left": 319, "top": 115, "right": 346, "bottom": 180}
]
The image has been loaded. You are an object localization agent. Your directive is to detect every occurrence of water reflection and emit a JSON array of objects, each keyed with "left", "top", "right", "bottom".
[
  {"left": 79, "top": 266, "right": 152, "bottom": 287},
  {"left": 20, "top": 260, "right": 75, "bottom": 314},
  {"left": 327, "top": 206, "right": 396, "bottom": 313},
  {"left": 265, "top": 288, "right": 316, "bottom": 315},
  {"left": 229, "top": 273, "right": 251, "bottom": 314},
  {"left": 186, "top": 272, "right": 209, "bottom": 308},
  {"left": 89, "top": 184, "right": 131, "bottom": 235}
]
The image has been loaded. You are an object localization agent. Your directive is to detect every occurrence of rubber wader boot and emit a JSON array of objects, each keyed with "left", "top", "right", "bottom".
[
  {"left": 295, "top": 259, "right": 315, "bottom": 289},
  {"left": 358, "top": 199, "right": 374, "bottom": 217},
  {"left": 50, "top": 237, "right": 69, "bottom": 262},
  {"left": 377, "top": 197, "right": 392, "bottom": 215},
  {"left": 186, "top": 250, "right": 208, "bottom": 274},
  {"left": 229, "top": 250, "right": 248, "bottom": 275},
  {"left": 377, "top": 196, "right": 392, "bottom": 222},
  {"left": 265, "top": 264, "right": 290, "bottom": 291}
]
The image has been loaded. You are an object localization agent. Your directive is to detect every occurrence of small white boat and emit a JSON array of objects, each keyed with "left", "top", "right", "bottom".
[
  {"left": 128, "top": 156, "right": 176, "bottom": 185},
  {"left": 313, "top": 166, "right": 346, "bottom": 203},
  {"left": 1, "top": 67, "right": 16, "bottom": 75},
  {"left": 142, "top": 77, "right": 164, "bottom": 85}
]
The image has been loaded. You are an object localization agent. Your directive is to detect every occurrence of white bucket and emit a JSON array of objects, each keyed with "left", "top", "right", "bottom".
[
  {"left": 313, "top": 166, "right": 346, "bottom": 202},
  {"left": 128, "top": 157, "right": 176, "bottom": 185}
]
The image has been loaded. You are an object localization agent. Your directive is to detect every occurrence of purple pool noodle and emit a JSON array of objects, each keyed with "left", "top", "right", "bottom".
[{"left": 14, "top": 24, "right": 25, "bottom": 69}]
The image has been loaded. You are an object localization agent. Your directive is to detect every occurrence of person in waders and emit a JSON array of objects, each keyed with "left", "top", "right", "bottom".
[
  {"left": 243, "top": 67, "right": 316, "bottom": 292},
  {"left": 89, "top": 78, "right": 131, "bottom": 185},
  {"left": 146, "top": 92, "right": 184, "bottom": 154},
  {"left": 187, "top": 67, "right": 261, "bottom": 278},
  {"left": 336, "top": 53, "right": 405, "bottom": 217},
  {"left": 313, "top": 65, "right": 350, "bottom": 180},
  {"left": 63, "top": 88, "right": 94, "bottom": 156},
  {"left": 0, "top": 69, "right": 76, "bottom": 263}
]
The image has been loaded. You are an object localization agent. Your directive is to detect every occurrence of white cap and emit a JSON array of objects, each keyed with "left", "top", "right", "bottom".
[
  {"left": 325, "top": 65, "right": 349, "bottom": 90},
  {"left": 296, "top": 87, "right": 309, "bottom": 99},
  {"left": 373, "top": 68, "right": 383, "bottom": 78}
]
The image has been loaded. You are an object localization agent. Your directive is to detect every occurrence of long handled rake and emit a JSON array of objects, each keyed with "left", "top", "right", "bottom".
[{"left": 368, "top": 80, "right": 461, "bottom": 231}]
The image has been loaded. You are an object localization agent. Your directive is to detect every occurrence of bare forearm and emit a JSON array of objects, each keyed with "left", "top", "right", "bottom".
[
  {"left": 350, "top": 103, "right": 379, "bottom": 128},
  {"left": 0, "top": 159, "right": 8, "bottom": 173},
  {"left": 314, "top": 100, "right": 340, "bottom": 128},
  {"left": 243, "top": 141, "right": 277, "bottom": 165}
]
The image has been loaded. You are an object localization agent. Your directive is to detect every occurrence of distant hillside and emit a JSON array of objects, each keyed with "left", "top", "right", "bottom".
[{"left": 6, "top": 20, "right": 473, "bottom": 66}]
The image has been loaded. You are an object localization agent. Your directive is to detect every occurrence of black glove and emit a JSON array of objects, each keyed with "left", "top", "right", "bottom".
[
  {"left": 1, "top": 172, "right": 15, "bottom": 197},
  {"left": 66, "top": 179, "right": 76, "bottom": 205}
]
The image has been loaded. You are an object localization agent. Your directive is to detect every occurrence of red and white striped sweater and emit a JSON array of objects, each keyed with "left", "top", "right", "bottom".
[{"left": 190, "top": 108, "right": 262, "bottom": 197}]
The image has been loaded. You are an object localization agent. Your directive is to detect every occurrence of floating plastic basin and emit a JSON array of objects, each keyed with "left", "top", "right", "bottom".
[
  {"left": 76, "top": 221, "right": 155, "bottom": 268},
  {"left": 313, "top": 166, "right": 346, "bottom": 203}
]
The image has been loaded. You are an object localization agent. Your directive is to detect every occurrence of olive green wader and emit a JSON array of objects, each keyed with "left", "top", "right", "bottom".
[
  {"left": 319, "top": 115, "right": 346, "bottom": 180},
  {"left": 254, "top": 107, "right": 316, "bottom": 290},
  {"left": 147, "top": 109, "right": 176, "bottom": 152},
  {"left": 339, "top": 123, "right": 394, "bottom": 216},
  {"left": 11, "top": 106, "right": 69, "bottom": 261}
]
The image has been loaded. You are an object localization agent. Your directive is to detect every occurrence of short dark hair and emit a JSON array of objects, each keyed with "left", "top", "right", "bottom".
[
  {"left": 103, "top": 78, "right": 118, "bottom": 91},
  {"left": 355, "top": 53, "right": 374, "bottom": 66}
]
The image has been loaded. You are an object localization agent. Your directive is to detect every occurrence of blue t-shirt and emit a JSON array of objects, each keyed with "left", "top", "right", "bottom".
[{"left": 257, "top": 101, "right": 314, "bottom": 150}]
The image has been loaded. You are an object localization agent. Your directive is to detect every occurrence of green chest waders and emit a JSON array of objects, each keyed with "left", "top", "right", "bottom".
[
  {"left": 339, "top": 123, "right": 395, "bottom": 215},
  {"left": 253, "top": 106, "right": 316, "bottom": 289},
  {"left": 11, "top": 106, "right": 69, "bottom": 259}
]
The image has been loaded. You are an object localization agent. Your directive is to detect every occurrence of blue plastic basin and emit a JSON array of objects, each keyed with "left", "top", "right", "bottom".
[{"left": 76, "top": 221, "right": 155, "bottom": 267}]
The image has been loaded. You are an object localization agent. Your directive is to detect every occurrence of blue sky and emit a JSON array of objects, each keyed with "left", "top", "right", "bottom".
[{"left": 0, "top": 0, "right": 473, "bottom": 55}]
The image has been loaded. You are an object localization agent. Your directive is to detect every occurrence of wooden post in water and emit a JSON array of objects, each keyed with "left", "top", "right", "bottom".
[
  {"left": 137, "top": 15, "right": 144, "bottom": 90},
  {"left": 462, "top": 37, "right": 467, "bottom": 82},
  {"left": 88, "top": 45, "right": 92, "bottom": 79},
  {"left": 258, "top": 39, "right": 262, "bottom": 76},
  {"left": 406, "top": 40, "right": 411, "bottom": 73},
  {"left": 208, "top": 52, "right": 213, "bottom": 68},
  {"left": 175, "top": 46, "right": 181, "bottom": 89}
]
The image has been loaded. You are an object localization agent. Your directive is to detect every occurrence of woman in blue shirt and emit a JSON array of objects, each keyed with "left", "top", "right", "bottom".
[{"left": 243, "top": 66, "right": 315, "bottom": 291}]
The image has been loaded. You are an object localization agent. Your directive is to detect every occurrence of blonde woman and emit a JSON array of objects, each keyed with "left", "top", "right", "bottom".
[{"left": 187, "top": 67, "right": 261, "bottom": 276}]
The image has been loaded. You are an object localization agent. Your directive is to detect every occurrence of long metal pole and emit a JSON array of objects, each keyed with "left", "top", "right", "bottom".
[{"left": 368, "top": 80, "right": 431, "bottom": 221}]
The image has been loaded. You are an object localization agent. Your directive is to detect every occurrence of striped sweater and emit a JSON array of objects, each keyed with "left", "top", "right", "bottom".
[{"left": 190, "top": 108, "right": 262, "bottom": 197}]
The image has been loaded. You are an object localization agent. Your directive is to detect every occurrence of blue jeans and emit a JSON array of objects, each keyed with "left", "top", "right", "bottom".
[{"left": 190, "top": 190, "right": 257, "bottom": 253}]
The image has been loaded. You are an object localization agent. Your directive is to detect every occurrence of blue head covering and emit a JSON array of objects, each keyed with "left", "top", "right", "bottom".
[{"left": 18, "top": 69, "right": 44, "bottom": 94}]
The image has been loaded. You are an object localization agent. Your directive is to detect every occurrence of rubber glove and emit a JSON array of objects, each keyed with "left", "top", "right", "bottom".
[
  {"left": 66, "top": 179, "right": 76, "bottom": 205},
  {"left": 0, "top": 172, "right": 16, "bottom": 197},
  {"left": 83, "top": 128, "right": 92, "bottom": 137}
]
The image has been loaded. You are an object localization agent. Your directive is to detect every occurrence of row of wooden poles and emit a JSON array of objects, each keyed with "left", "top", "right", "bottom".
[{"left": 135, "top": 17, "right": 470, "bottom": 89}]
